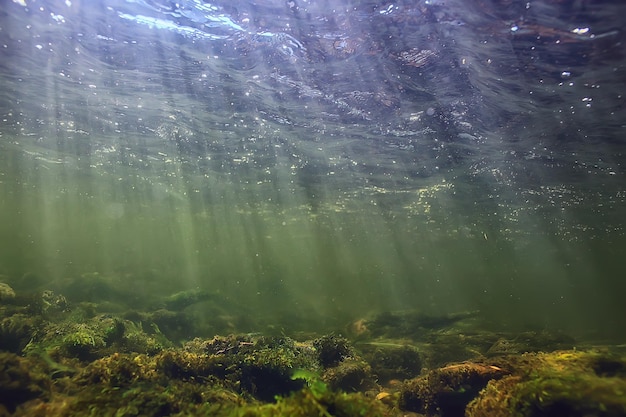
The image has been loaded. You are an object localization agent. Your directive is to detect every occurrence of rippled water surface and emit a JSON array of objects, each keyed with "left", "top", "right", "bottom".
[{"left": 1, "top": 0, "right": 625, "bottom": 339}]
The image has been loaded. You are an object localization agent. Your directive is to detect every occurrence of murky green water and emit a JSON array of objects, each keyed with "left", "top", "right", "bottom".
[{"left": 1, "top": 0, "right": 625, "bottom": 340}]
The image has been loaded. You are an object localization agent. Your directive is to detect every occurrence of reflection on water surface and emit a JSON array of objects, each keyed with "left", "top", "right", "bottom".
[{"left": 1, "top": 0, "right": 625, "bottom": 338}]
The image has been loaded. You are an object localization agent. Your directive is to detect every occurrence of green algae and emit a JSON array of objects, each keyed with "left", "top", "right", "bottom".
[
  {"left": 466, "top": 350, "right": 626, "bottom": 417},
  {"left": 2, "top": 280, "right": 626, "bottom": 417}
]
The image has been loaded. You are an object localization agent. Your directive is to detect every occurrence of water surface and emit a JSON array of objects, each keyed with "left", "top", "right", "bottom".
[{"left": 1, "top": 0, "right": 625, "bottom": 339}]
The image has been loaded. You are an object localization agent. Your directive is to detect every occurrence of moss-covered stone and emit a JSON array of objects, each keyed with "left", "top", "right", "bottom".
[
  {"left": 350, "top": 310, "right": 479, "bottom": 340},
  {"left": 0, "top": 282, "right": 16, "bottom": 302},
  {"left": 360, "top": 343, "right": 422, "bottom": 383},
  {"left": 321, "top": 359, "right": 378, "bottom": 393},
  {"left": 23, "top": 314, "right": 169, "bottom": 361},
  {"left": 0, "top": 314, "right": 37, "bottom": 354},
  {"left": 160, "top": 289, "right": 214, "bottom": 311},
  {"left": 466, "top": 350, "right": 626, "bottom": 417},
  {"left": 399, "top": 362, "right": 507, "bottom": 417},
  {"left": 2, "top": 274, "right": 622, "bottom": 417},
  {"left": 230, "top": 385, "right": 391, "bottom": 417},
  {"left": 313, "top": 334, "right": 354, "bottom": 367},
  {"left": 0, "top": 353, "right": 50, "bottom": 413}
]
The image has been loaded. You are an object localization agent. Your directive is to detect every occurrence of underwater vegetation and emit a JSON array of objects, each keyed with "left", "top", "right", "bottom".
[
  {"left": 1, "top": 278, "right": 625, "bottom": 416},
  {"left": 466, "top": 350, "right": 626, "bottom": 417},
  {"left": 399, "top": 362, "right": 508, "bottom": 416}
]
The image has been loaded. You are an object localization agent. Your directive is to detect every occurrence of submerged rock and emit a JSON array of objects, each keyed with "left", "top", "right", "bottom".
[
  {"left": 399, "top": 362, "right": 507, "bottom": 417},
  {"left": 0, "top": 314, "right": 37, "bottom": 354},
  {"left": 359, "top": 342, "right": 423, "bottom": 383},
  {"left": 0, "top": 282, "right": 16, "bottom": 302},
  {"left": 313, "top": 334, "right": 354, "bottom": 367},
  {"left": 348, "top": 309, "right": 480, "bottom": 339},
  {"left": 467, "top": 350, "right": 626, "bottom": 417},
  {"left": 160, "top": 289, "right": 214, "bottom": 311},
  {"left": 0, "top": 352, "right": 50, "bottom": 413},
  {"left": 1, "top": 274, "right": 622, "bottom": 417},
  {"left": 321, "top": 359, "right": 378, "bottom": 393},
  {"left": 485, "top": 330, "right": 576, "bottom": 357}
]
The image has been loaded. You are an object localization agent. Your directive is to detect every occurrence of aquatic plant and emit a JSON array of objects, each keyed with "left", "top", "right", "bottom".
[
  {"left": 59, "top": 322, "right": 107, "bottom": 361},
  {"left": 2, "top": 281, "right": 623, "bottom": 417},
  {"left": 291, "top": 368, "right": 328, "bottom": 397}
]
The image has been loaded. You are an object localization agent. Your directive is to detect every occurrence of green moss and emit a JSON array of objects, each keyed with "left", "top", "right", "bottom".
[
  {"left": 467, "top": 351, "right": 626, "bottom": 417},
  {"left": 122, "top": 320, "right": 168, "bottom": 355},
  {"left": 291, "top": 368, "right": 328, "bottom": 397},
  {"left": 160, "top": 289, "right": 213, "bottom": 311},
  {"left": 0, "top": 352, "right": 50, "bottom": 413},
  {"left": 399, "top": 362, "right": 507, "bottom": 416},
  {"left": 60, "top": 323, "right": 107, "bottom": 360},
  {"left": 322, "top": 359, "right": 377, "bottom": 393},
  {"left": 23, "top": 314, "right": 169, "bottom": 362},
  {"left": 359, "top": 343, "right": 422, "bottom": 383},
  {"left": 313, "top": 335, "right": 354, "bottom": 368},
  {"left": 0, "top": 314, "right": 36, "bottom": 353},
  {"left": 229, "top": 386, "right": 390, "bottom": 417}
]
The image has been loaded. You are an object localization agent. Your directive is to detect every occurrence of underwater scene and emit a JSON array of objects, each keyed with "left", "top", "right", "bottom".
[{"left": 1, "top": 0, "right": 625, "bottom": 415}]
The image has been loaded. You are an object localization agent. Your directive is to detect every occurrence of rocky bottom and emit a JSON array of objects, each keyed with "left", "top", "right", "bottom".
[{"left": 1, "top": 280, "right": 625, "bottom": 417}]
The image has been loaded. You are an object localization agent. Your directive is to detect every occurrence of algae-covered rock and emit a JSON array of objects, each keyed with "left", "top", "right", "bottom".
[
  {"left": 128, "top": 308, "right": 195, "bottom": 343},
  {"left": 160, "top": 288, "right": 214, "bottom": 310},
  {"left": 31, "top": 353, "right": 245, "bottom": 417},
  {"left": 39, "top": 291, "right": 70, "bottom": 318},
  {"left": 0, "top": 282, "right": 16, "bottom": 302},
  {"left": 466, "top": 350, "right": 626, "bottom": 417},
  {"left": 230, "top": 385, "right": 390, "bottom": 417},
  {"left": 2, "top": 289, "right": 71, "bottom": 319},
  {"left": 399, "top": 362, "right": 508, "bottom": 417},
  {"left": 0, "top": 352, "right": 50, "bottom": 413},
  {"left": 485, "top": 330, "right": 576, "bottom": 357},
  {"left": 349, "top": 310, "right": 480, "bottom": 339},
  {"left": 2, "top": 272, "right": 621, "bottom": 417},
  {"left": 25, "top": 314, "right": 167, "bottom": 361},
  {"left": 0, "top": 314, "right": 37, "bottom": 354},
  {"left": 9, "top": 272, "right": 45, "bottom": 293},
  {"left": 179, "top": 334, "right": 321, "bottom": 401},
  {"left": 63, "top": 273, "right": 124, "bottom": 304},
  {"left": 313, "top": 334, "right": 354, "bottom": 367},
  {"left": 74, "top": 352, "right": 152, "bottom": 387},
  {"left": 58, "top": 322, "right": 108, "bottom": 360},
  {"left": 121, "top": 321, "right": 168, "bottom": 355},
  {"left": 360, "top": 342, "right": 423, "bottom": 383},
  {"left": 321, "top": 359, "right": 378, "bottom": 393}
]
